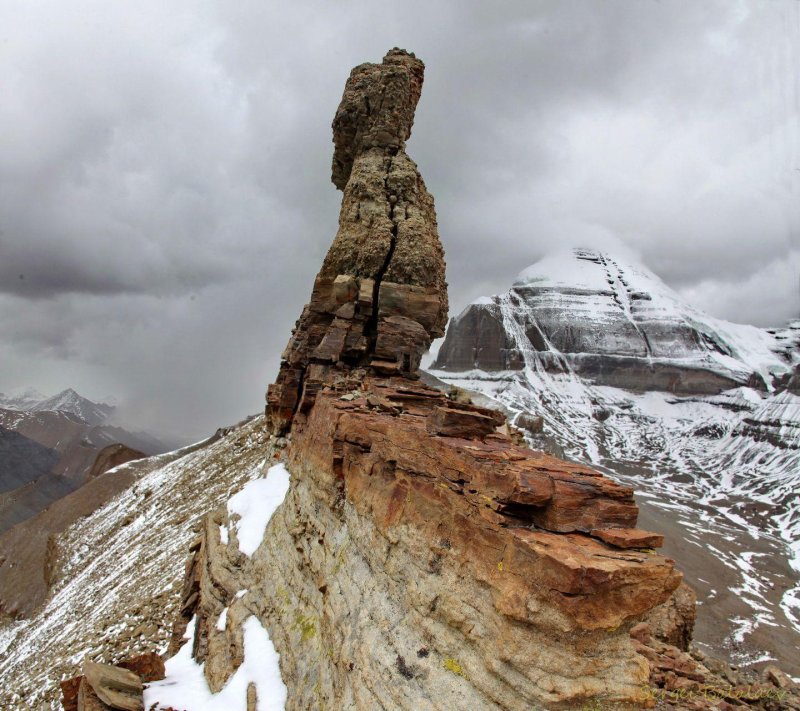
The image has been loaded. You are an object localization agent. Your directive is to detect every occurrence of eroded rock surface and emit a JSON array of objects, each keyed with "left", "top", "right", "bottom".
[
  {"left": 39, "top": 47, "right": 799, "bottom": 711},
  {"left": 266, "top": 49, "right": 447, "bottom": 435},
  {"left": 183, "top": 374, "right": 686, "bottom": 708}
]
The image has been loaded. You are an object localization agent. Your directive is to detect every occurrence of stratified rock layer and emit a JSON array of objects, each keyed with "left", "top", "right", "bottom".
[
  {"left": 266, "top": 49, "right": 447, "bottom": 435},
  {"left": 433, "top": 249, "right": 787, "bottom": 394}
]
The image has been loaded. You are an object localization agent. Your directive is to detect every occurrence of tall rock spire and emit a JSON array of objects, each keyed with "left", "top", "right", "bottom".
[
  {"left": 267, "top": 48, "right": 447, "bottom": 434},
  {"left": 169, "top": 50, "right": 685, "bottom": 711}
]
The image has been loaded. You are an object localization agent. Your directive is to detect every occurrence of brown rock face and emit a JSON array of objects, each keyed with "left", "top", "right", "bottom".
[
  {"left": 169, "top": 49, "right": 688, "bottom": 709},
  {"left": 643, "top": 581, "right": 697, "bottom": 651},
  {"left": 630, "top": 623, "right": 800, "bottom": 709},
  {"left": 81, "top": 660, "right": 144, "bottom": 711},
  {"left": 266, "top": 48, "right": 447, "bottom": 435}
]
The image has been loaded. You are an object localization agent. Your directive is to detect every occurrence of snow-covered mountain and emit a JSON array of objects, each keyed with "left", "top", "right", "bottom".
[
  {"left": 33, "top": 388, "right": 115, "bottom": 426},
  {"left": 0, "top": 388, "right": 166, "bottom": 534},
  {"left": 0, "top": 387, "right": 47, "bottom": 412},
  {"left": 430, "top": 248, "right": 800, "bottom": 671},
  {"left": 0, "top": 387, "right": 116, "bottom": 426}
]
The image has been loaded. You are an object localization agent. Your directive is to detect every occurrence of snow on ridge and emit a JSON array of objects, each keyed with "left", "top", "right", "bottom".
[
  {"left": 144, "top": 615, "right": 287, "bottom": 711},
  {"left": 227, "top": 463, "right": 291, "bottom": 557},
  {"left": 146, "top": 461, "right": 292, "bottom": 710},
  {"left": 0, "top": 416, "right": 272, "bottom": 710}
]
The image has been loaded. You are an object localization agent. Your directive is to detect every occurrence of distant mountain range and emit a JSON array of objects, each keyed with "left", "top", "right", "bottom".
[
  {"left": 0, "top": 387, "right": 116, "bottom": 426},
  {"left": 0, "top": 387, "right": 167, "bottom": 533}
]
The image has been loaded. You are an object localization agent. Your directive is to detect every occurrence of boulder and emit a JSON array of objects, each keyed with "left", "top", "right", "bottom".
[{"left": 82, "top": 661, "right": 143, "bottom": 711}]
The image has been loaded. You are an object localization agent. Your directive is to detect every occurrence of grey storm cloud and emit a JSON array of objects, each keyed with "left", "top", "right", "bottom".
[{"left": 1, "top": 0, "right": 798, "bottom": 442}]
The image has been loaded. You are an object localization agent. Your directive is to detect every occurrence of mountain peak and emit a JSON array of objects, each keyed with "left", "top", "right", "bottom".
[
  {"left": 440, "top": 247, "right": 787, "bottom": 391},
  {"left": 32, "top": 388, "right": 114, "bottom": 426}
]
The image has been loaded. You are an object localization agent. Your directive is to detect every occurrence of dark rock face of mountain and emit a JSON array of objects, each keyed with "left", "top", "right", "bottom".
[{"left": 0, "top": 423, "right": 60, "bottom": 491}]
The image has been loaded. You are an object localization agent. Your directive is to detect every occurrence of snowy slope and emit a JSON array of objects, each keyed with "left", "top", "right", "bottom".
[
  {"left": 431, "top": 248, "right": 800, "bottom": 672},
  {"left": 0, "top": 415, "right": 272, "bottom": 709}
]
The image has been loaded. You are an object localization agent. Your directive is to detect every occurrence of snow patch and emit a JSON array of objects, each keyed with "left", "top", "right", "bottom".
[
  {"left": 144, "top": 616, "right": 287, "bottom": 711},
  {"left": 216, "top": 608, "right": 228, "bottom": 632},
  {"left": 227, "top": 463, "right": 291, "bottom": 557}
]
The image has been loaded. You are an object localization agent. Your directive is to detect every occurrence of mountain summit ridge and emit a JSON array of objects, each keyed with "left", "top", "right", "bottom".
[
  {"left": 436, "top": 247, "right": 792, "bottom": 394},
  {"left": 0, "top": 386, "right": 115, "bottom": 426}
]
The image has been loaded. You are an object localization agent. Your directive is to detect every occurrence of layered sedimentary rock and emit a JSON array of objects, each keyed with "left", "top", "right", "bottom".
[
  {"left": 164, "top": 49, "right": 690, "bottom": 710},
  {"left": 179, "top": 378, "right": 683, "bottom": 708},
  {"left": 266, "top": 48, "right": 447, "bottom": 435}
]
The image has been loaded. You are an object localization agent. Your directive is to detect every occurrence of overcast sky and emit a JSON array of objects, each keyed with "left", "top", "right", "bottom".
[{"left": 1, "top": 0, "right": 798, "bottom": 442}]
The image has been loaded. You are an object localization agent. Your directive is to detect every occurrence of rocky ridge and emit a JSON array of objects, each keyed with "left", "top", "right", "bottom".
[
  {"left": 5, "top": 49, "right": 798, "bottom": 711},
  {"left": 159, "top": 49, "right": 693, "bottom": 710},
  {"left": 0, "top": 417, "right": 270, "bottom": 708},
  {"left": 266, "top": 48, "right": 447, "bottom": 435}
]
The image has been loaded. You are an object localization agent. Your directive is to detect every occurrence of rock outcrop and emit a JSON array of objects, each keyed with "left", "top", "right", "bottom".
[
  {"left": 266, "top": 48, "right": 447, "bottom": 435},
  {"left": 166, "top": 49, "right": 690, "bottom": 710},
  {"left": 11, "top": 48, "right": 798, "bottom": 711},
  {"left": 88, "top": 444, "right": 146, "bottom": 480},
  {"left": 630, "top": 623, "right": 800, "bottom": 710}
]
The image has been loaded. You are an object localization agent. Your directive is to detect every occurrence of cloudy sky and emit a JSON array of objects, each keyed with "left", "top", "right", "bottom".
[{"left": 1, "top": 0, "right": 798, "bottom": 442}]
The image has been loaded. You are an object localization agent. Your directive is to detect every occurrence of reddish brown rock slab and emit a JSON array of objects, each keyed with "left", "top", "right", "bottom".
[
  {"left": 290, "top": 379, "right": 681, "bottom": 632},
  {"left": 61, "top": 674, "right": 82, "bottom": 711},
  {"left": 118, "top": 652, "right": 165, "bottom": 683},
  {"left": 78, "top": 677, "right": 112, "bottom": 711},
  {"left": 763, "top": 664, "right": 798, "bottom": 691},
  {"left": 505, "top": 529, "right": 681, "bottom": 628},
  {"left": 426, "top": 404, "right": 501, "bottom": 439},
  {"left": 296, "top": 379, "right": 640, "bottom": 535},
  {"left": 592, "top": 527, "right": 665, "bottom": 549}
]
